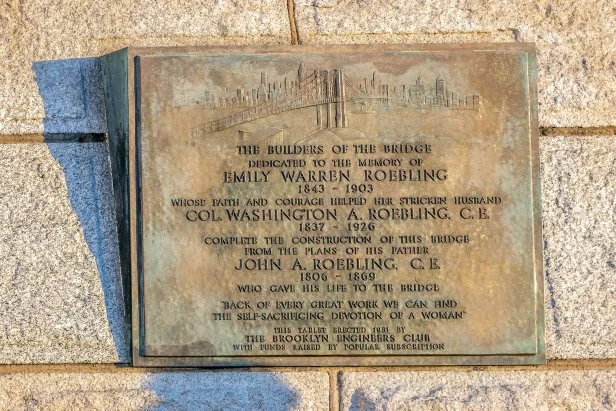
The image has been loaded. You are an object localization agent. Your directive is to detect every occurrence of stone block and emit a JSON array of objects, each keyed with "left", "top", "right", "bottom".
[
  {"left": 340, "top": 370, "right": 616, "bottom": 409},
  {"left": 0, "top": 135, "right": 614, "bottom": 363},
  {"left": 32, "top": 58, "right": 107, "bottom": 134},
  {"left": 540, "top": 136, "right": 616, "bottom": 358},
  {"left": 0, "top": 142, "right": 127, "bottom": 363},
  {"left": 0, "top": 370, "right": 328, "bottom": 409},
  {"left": 294, "top": 0, "right": 616, "bottom": 127},
  {"left": 0, "top": 135, "right": 614, "bottom": 364},
  {"left": 0, "top": 0, "right": 290, "bottom": 134}
]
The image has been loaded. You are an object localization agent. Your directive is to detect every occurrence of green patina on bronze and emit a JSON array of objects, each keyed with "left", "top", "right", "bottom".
[{"left": 102, "top": 44, "right": 544, "bottom": 367}]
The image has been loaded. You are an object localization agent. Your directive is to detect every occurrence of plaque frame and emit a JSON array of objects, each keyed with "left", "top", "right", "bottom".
[{"left": 101, "top": 43, "right": 545, "bottom": 367}]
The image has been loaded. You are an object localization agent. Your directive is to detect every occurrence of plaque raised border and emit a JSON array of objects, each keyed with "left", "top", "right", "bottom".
[{"left": 102, "top": 43, "right": 545, "bottom": 367}]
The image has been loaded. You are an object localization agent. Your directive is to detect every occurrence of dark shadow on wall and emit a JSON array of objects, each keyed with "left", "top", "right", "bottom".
[
  {"left": 140, "top": 371, "right": 301, "bottom": 410},
  {"left": 33, "top": 57, "right": 129, "bottom": 362},
  {"left": 349, "top": 388, "right": 377, "bottom": 411},
  {"left": 33, "top": 58, "right": 107, "bottom": 134}
]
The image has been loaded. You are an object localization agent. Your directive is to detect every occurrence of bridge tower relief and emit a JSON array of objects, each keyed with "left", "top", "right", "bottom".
[{"left": 315, "top": 68, "right": 347, "bottom": 130}]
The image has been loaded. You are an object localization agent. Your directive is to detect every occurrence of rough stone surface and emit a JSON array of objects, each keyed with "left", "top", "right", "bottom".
[
  {"left": 32, "top": 58, "right": 107, "bottom": 134},
  {"left": 0, "top": 0, "right": 290, "bottom": 134},
  {"left": 0, "top": 136, "right": 614, "bottom": 363},
  {"left": 541, "top": 136, "right": 616, "bottom": 358},
  {"left": 0, "top": 142, "right": 127, "bottom": 363},
  {"left": 0, "top": 371, "right": 328, "bottom": 410},
  {"left": 340, "top": 370, "right": 616, "bottom": 410},
  {"left": 294, "top": 0, "right": 616, "bottom": 128}
]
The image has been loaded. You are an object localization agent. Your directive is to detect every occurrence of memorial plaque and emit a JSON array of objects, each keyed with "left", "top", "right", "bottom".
[{"left": 101, "top": 44, "right": 545, "bottom": 367}]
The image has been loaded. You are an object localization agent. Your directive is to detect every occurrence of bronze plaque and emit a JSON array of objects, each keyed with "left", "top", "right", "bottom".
[{"left": 102, "top": 44, "right": 544, "bottom": 367}]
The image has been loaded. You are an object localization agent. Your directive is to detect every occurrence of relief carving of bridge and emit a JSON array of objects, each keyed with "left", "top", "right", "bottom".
[{"left": 190, "top": 63, "right": 481, "bottom": 138}]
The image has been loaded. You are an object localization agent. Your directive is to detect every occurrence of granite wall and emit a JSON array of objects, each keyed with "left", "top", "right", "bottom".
[{"left": 0, "top": 0, "right": 615, "bottom": 409}]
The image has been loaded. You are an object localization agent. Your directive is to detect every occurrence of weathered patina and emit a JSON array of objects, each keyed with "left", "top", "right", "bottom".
[{"left": 102, "top": 44, "right": 544, "bottom": 367}]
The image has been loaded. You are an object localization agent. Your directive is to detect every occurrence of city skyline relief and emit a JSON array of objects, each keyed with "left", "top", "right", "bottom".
[{"left": 190, "top": 62, "right": 482, "bottom": 138}]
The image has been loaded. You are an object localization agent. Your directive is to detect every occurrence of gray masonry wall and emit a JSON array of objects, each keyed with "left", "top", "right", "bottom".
[{"left": 1, "top": 1, "right": 615, "bottom": 409}]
